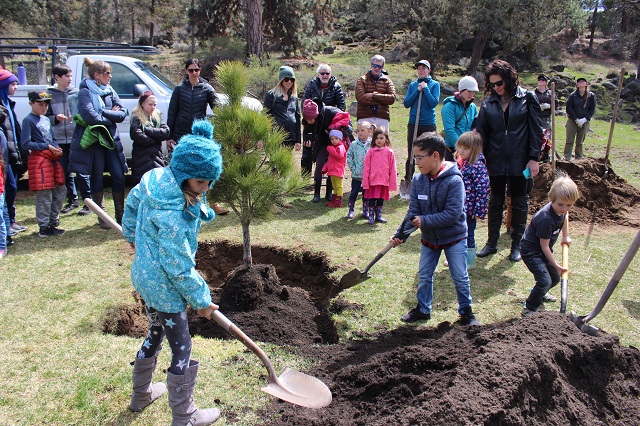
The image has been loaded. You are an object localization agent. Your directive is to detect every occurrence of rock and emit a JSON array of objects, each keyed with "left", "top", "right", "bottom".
[
  {"left": 406, "top": 48, "right": 419, "bottom": 58},
  {"left": 621, "top": 80, "right": 640, "bottom": 100},
  {"left": 440, "top": 83, "right": 456, "bottom": 96},
  {"left": 602, "top": 82, "right": 617, "bottom": 91},
  {"left": 550, "top": 64, "right": 565, "bottom": 72},
  {"left": 348, "top": 101, "right": 358, "bottom": 117},
  {"left": 323, "top": 46, "right": 335, "bottom": 54},
  {"left": 606, "top": 71, "right": 618, "bottom": 79}
]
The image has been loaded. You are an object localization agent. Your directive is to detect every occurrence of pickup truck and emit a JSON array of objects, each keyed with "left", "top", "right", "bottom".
[{"left": 11, "top": 54, "right": 262, "bottom": 161}]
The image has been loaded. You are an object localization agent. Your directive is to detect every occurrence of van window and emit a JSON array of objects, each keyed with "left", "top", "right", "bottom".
[{"left": 81, "top": 61, "right": 145, "bottom": 99}]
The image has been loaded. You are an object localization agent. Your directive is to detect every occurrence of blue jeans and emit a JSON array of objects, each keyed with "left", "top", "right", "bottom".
[
  {"left": 59, "top": 144, "right": 77, "bottom": 201},
  {"left": 522, "top": 253, "right": 560, "bottom": 311},
  {"left": 416, "top": 239, "right": 472, "bottom": 315},
  {"left": 466, "top": 214, "right": 477, "bottom": 248},
  {"left": 348, "top": 178, "right": 365, "bottom": 205},
  {"left": 5, "top": 164, "right": 18, "bottom": 223},
  {"left": 0, "top": 193, "right": 7, "bottom": 250}
]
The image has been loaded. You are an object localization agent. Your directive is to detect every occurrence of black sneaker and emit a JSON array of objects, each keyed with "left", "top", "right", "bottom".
[
  {"left": 458, "top": 312, "right": 480, "bottom": 326},
  {"left": 61, "top": 200, "right": 80, "bottom": 214},
  {"left": 38, "top": 227, "right": 54, "bottom": 237},
  {"left": 401, "top": 306, "right": 430, "bottom": 323},
  {"left": 49, "top": 226, "right": 66, "bottom": 236},
  {"left": 78, "top": 205, "right": 92, "bottom": 216}
]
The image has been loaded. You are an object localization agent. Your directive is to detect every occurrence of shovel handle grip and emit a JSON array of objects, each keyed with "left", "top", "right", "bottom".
[{"left": 211, "top": 310, "right": 278, "bottom": 379}]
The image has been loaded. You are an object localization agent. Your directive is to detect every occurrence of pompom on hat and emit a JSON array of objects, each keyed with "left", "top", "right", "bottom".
[
  {"left": 302, "top": 99, "right": 319, "bottom": 121},
  {"left": 0, "top": 66, "right": 18, "bottom": 90}
]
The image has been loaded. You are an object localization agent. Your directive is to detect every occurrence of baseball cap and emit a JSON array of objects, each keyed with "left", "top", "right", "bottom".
[{"left": 415, "top": 60, "right": 431, "bottom": 70}]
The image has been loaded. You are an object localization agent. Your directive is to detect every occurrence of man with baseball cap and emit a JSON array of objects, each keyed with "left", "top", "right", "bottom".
[{"left": 403, "top": 60, "right": 441, "bottom": 174}]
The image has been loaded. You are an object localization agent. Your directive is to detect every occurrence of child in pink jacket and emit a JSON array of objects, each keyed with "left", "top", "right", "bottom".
[
  {"left": 362, "top": 127, "right": 397, "bottom": 224},
  {"left": 323, "top": 129, "right": 347, "bottom": 207}
]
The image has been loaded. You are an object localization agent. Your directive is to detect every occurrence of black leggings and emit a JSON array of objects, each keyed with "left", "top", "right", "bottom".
[
  {"left": 368, "top": 198, "right": 384, "bottom": 207},
  {"left": 135, "top": 305, "right": 193, "bottom": 375}
]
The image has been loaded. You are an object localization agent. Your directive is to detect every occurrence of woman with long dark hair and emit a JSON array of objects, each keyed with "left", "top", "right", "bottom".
[{"left": 475, "top": 60, "right": 543, "bottom": 262}]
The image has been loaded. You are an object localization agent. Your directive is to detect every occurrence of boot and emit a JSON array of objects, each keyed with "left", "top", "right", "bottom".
[
  {"left": 167, "top": 360, "right": 220, "bottom": 426},
  {"left": 375, "top": 206, "right": 387, "bottom": 223},
  {"left": 332, "top": 195, "right": 343, "bottom": 208},
  {"left": 346, "top": 202, "right": 355, "bottom": 219},
  {"left": 362, "top": 198, "right": 368, "bottom": 219},
  {"left": 312, "top": 180, "right": 321, "bottom": 203},
  {"left": 93, "top": 191, "right": 110, "bottom": 229},
  {"left": 113, "top": 191, "right": 125, "bottom": 225},
  {"left": 509, "top": 196, "right": 528, "bottom": 262},
  {"left": 367, "top": 206, "right": 375, "bottom": 225},
  {"left": 129, "top": 356, "right": 166, "bottom": 412},
  {"left": 477, "top": 195, "right": 504, "bottom": 257},
  {"left": 505, "top": 196, "right": 512, "bottom": 234},
  {"left": 467, "top": 247, "right": 477, "bottom": 270},
  {"left": 458, "top": 306, "right": 480, "bottom": 325},
  {"left": 326, "top": 194, "right": 337, "bottom": 207},
  {"left": 325, "top": 178, "right": 333, "bottom": 202}
]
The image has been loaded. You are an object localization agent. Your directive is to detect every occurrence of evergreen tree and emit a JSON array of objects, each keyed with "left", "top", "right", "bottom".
[{"left": 210, "top": 61, "right": 306, "bottom": 266}]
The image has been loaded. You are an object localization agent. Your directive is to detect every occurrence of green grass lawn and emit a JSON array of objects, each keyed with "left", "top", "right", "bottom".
[{"left": 1, "top": 62, "right": 639, "bottom": 425}]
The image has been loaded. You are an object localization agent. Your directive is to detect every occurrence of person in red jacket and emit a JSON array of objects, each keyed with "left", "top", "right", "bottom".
[
  {"left": 362, "top": 127, "right": 398, "bottom": 224},
  {"left": 21, "top": 91, "right": 66, "bottom": 237},
  {"left": 322, "top": 129, "right": 347, "bottom": 207}
]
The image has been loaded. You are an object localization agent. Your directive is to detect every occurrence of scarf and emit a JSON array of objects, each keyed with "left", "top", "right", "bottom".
[{"left": 85, "top": 79, "right": 113, "bottom": 117}]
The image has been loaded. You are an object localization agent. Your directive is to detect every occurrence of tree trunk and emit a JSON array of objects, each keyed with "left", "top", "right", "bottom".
[
  {"left": 466, "top": 30, "right": 491, "bottom": 76},
  {"left": 131, "top": 10, "right": 135, "bottom": 44},
  {"left": 588, "top": 3, "right": 598, "bottom": 54},
  {"left": 242, "top": 222, "right": 253, "bottom": 267},
  {"left": 149, "top": 0, "right": 155, "bottom": 45},
  {"left": 246, "top": 0, "right": 263, "bottom": 59},
  {"left": 190, "top": 0, "right": 196, "bottom": 53}
]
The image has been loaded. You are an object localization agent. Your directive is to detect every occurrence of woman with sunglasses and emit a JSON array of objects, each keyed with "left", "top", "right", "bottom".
[
  {"left": 69, "top": 57, "right": 128, "bottom": 226},
  {"left": 263, "top": 66, "right": 301, "bottom": 150},
  {"left": 475, "top": 59, "right": 543, "bottom": 262},
  {"left": 167, "top": 58, "right": 217, "bottom": 148}
]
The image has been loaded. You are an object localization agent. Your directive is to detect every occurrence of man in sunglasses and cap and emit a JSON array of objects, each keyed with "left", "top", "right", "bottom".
[{"left": 355, "top": 54, "right": 396, "bottom": 131}]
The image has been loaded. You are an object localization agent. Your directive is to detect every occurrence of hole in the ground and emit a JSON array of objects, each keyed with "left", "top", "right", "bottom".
[{"left": 103, "top": 240, "right": 342, "bottom": 345}]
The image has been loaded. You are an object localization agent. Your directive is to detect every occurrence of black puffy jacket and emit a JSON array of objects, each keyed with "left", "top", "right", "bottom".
[
  {"left": 264, "top": 90, "right": 300, "bottom": 146},
  {"left": 302, "top": 76, "right": 346, "bottom": 111},
  {"left": 0, "top": 99, "right": 23, "bottom": 166},
  {"left": 301, "top": 99, "right": 353, "bottom": 159},
  {"left": 130, "top": 115, "right": 171, "bottom": 183},
  {"left": 167, "top": 78, "right": 217, "bottom": 141},
  {"left": 475, "top": 86, "right": 542, "bottom": 176}
]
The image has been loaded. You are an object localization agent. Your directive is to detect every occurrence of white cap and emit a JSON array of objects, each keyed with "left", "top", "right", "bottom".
[{"left": 458, "top": 76, "right": 479, "bottom": 92}]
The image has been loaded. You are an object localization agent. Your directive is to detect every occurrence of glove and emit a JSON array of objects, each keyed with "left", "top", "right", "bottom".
[
  {"left": 581, "top": 118, "right": 588, "bottom": 127},
  {"left": 541, "top": 103, "right": 550, "bottom": 110},
  {"left": 575, "top": 119, "right": 583, "bottom": 128}
]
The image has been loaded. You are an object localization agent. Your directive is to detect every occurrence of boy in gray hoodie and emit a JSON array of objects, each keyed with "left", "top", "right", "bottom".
[
  {"left": 47, "top": 63, "right": 79, "bottom": 213},
  {"left": 392, "top": 132, "right": 479, "bottom": 325}
]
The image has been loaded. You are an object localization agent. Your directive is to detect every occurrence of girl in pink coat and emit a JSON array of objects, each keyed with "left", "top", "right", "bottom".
[
  {"left": 323, "top": 129, "right": 347, "bottom": 207},
  {"left": 362, "top": 128, "right": 397, "bottom": 224}
]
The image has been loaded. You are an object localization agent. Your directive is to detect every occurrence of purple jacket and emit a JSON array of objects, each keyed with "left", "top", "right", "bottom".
[{"left": 457, "top": 153, "right": 489, "bottom": 219}]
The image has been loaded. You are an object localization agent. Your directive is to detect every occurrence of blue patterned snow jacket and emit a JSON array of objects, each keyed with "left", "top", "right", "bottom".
[{"left": 122, "top": 167, "right": 214, "bottom": 313}]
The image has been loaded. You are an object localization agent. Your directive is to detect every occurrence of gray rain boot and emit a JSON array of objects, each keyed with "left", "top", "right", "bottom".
[
  {"left": 129, "top": 356, "right": 167, "bottom": 412},
  {"left": 92, "top": 191, "right": 110, "bottom": 229},
  {"left": 167, "top": 360, "right": 220, "bottom": 426}
]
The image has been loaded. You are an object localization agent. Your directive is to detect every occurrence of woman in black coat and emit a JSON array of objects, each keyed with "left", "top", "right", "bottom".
[
  {"left": 263, "top": 66, "right": 301, "bottom": 149},
  {"left": 475, "top": 59, "right": 543, "bottom": 262}
]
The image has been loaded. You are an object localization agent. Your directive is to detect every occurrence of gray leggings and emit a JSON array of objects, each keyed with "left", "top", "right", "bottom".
[{"left": 136, "top": 305, "right": 192, "bottom": 375}]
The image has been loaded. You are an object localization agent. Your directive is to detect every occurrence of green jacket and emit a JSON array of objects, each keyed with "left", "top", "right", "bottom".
[{"left": 73, "top": 114, "right": 114, "bottom": 150}]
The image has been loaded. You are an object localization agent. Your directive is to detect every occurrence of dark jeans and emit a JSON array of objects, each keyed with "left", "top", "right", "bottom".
[
  {"left": 5, "top": 164, "right": 18, "bottom": 223},
  {"left": 522, "top": 253, "right": 560, "bottom": 311},
  {"left": 466, "top": 214, "right": 477, "bottom": 248},
  {"left": 76, "top": 146, "right": 125, "bottom": 199},
  {"left": 59, "top": 144, "right": 77, "bottom": 201},
  {"left": 406, "top": 123, "right": 436, "bottom": 178},
  {"left": 348, "top": 178, "right": 365, "bottom": 205},
  {"left": 312, "top": 145, "right": 329, "bottom": 182},
  {"left": 136, "top": 305, "right": 193, "bottom": 375}
]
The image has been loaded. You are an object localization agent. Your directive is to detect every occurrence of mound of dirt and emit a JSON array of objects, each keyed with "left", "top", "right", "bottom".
[
  {"left": 529, "top": 158, "right": 640, "bottom": 225},
  {"left": 266, "top": 312, "right": 640, "bottom": 425}
]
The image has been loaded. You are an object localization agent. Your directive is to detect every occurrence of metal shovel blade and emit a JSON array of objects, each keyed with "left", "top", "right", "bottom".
[
  {"left": 338, "top": 268, "right": 369, "bottom": 289},
  {"left": 263, "top": 367, "right": 332, "bottom": 409},
  {"left": 399, "top": 179, "right": 411, "bottom": 200}
]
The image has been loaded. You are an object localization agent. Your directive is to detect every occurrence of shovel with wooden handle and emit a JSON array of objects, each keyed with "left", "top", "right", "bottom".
[
  {"left": 399, "top": 90, "right": 423, "bottom": 200},
  {"left": 560, "top": 213, "right": 569, "bottom": 314},
  {"left": 83, "top": 198, "right": 333, "bottom": 409},
  {"left": 603, "top": 67, "right": 625, "bottom": 178},
  {"left": 569, "top": 229, "right": 640, "bottom": 336}
]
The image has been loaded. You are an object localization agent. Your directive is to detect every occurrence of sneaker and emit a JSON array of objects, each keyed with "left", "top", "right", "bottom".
[
  {"left": 0, "top": 249, "right": 6, "bottom": 259},
  {"left": 521, "top": 307, "right": 536, "bottom": 317},
  {"left": 38, "top": 227, "right": 54, "bottom": 237},
  {"left": 542, "top": 293, "right": 557, "bottom": 303},
  {"left": 61, "top": 200, "right": 80, "bottom": 214},
  {"left": 401, "top": 306, "right": 430, "bottom": 323},
  {"left": 50, "top": 218, "right": 60, "bottom": 228},
  {"left": 48, "top": 226, "right": 66, "bottom": 236},
  {"left": 459, "top": 312, "right": 480, "bottom": 326},
  {"left": 10, "top": 222, "right": 27, "bottom": 233},
  {"left": 9, "top": 228, "right": 19, "bottom": 237},
  {"left": 78, "top": 205, "right": 92, "bottom": 216}
]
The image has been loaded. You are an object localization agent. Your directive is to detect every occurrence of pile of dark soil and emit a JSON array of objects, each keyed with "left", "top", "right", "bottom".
[
  {"left": 529, "top": 158, "right": 640, "bottom": 225},
  {"left": 266, "top": 312, "right": 640, "bottom": 425}
]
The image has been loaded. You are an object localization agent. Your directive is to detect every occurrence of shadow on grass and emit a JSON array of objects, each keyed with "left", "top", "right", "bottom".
[{"left": 622, "top": 299, "right": 640, "bottom": 320}]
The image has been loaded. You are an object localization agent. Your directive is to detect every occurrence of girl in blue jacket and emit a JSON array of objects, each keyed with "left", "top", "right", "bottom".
[{"left": 121, "top": 120, "right": 222, "bottom": 425}]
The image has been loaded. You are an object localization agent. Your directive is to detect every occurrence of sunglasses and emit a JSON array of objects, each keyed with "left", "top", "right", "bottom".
[
  {"left": 319, "top": 72, "right": 330, "bottom": 76},
  {"left": 487, "top": 80, "right": 504, "bottom": 89},
  {"left": 282, "top": 77, "right": 295, "bottom": 82},
  {"left": 371, "top": 63, "right": 383, "bottom": 69},
  {"left": 101, "top": 71, "right": 112, "bottom": 76},
  {"left": 187, "top": 68, "right": 201, "bottom": 73}
]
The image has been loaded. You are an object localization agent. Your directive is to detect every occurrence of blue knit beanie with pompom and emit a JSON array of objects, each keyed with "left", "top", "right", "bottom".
[{"left": 170, "top": 119, "right": 223, "bottom": 220}]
